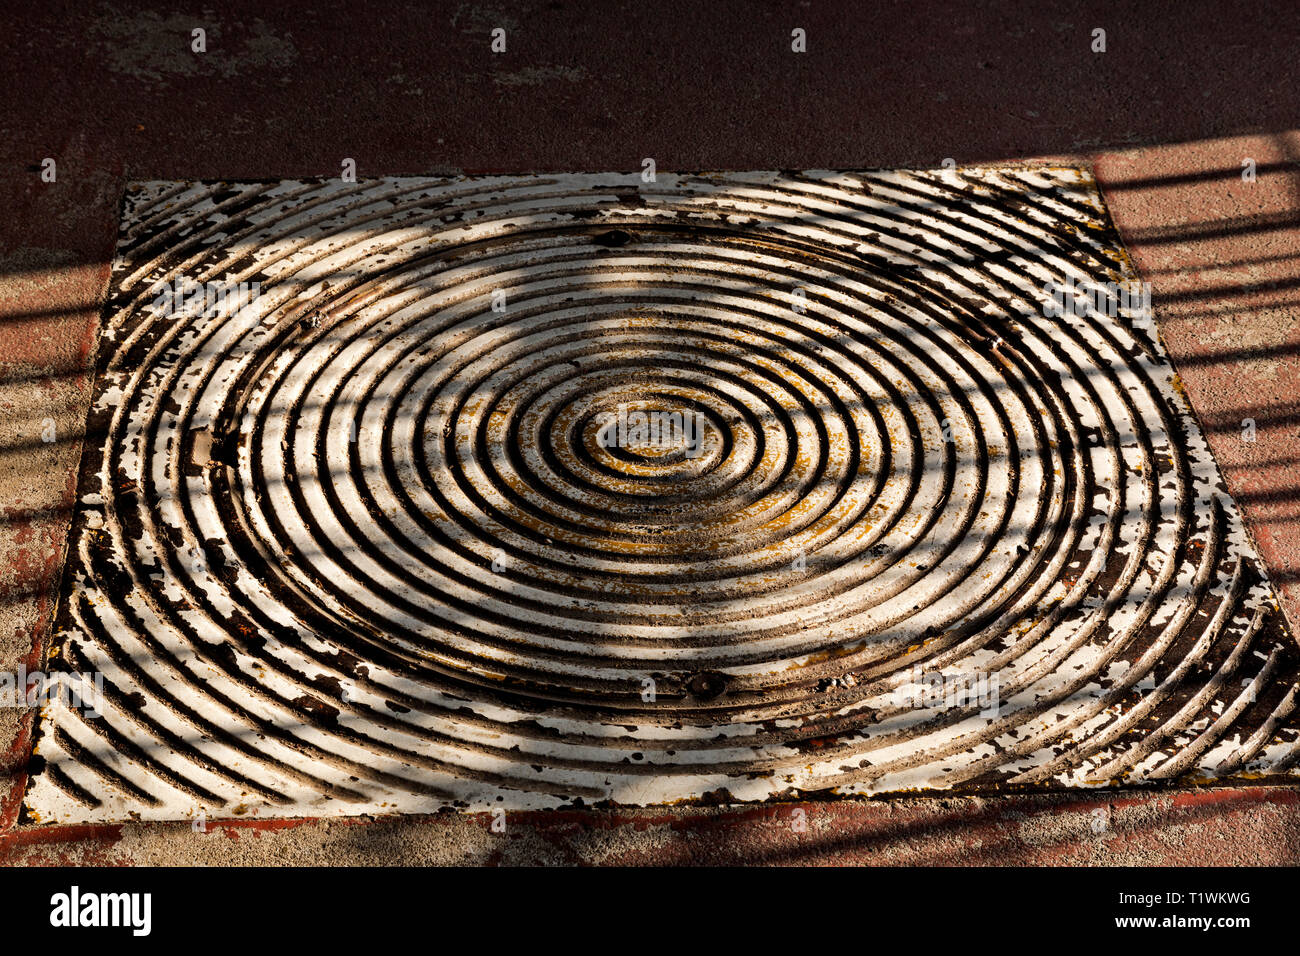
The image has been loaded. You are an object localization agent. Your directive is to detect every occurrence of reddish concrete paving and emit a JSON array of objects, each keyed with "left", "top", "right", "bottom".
[
  {"left": 1094, "top": 134, "right": 1300, "bottom": 630},
  {"left": 2, "top": 1, "right": 1299, "bottom": 864},
  {"left": 0, "top": 148, "right": 119, "bottom": 830},
  {"left": 1, "top": 788, "right": 1297, "bottom": 866}
]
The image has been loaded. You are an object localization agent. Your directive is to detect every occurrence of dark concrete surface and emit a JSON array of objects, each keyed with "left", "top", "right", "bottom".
[{"left": 2, "top": 0, "right": 1299, "bottom": 864}]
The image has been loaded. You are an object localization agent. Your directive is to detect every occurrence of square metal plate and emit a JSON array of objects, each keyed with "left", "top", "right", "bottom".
[{"left": 24, "top": 169, "right": 1300, "bottom": 823}]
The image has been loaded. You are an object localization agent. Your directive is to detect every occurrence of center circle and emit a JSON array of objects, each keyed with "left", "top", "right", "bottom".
[
  {"left": 606, "top": 400, "right": 701, "bottom": 460},
  {"left": 582, "top": 392, "right": 726, "bottom": 471}
]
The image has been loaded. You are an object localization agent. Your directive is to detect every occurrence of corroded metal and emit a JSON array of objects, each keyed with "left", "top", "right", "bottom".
[{"left": 24, "top": 169, "right": 1300, "bottom": 823}]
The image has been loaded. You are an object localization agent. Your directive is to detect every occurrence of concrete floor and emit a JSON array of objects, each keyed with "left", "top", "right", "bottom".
[{"left": 2, "top": 0, "right": 1299, "bottom": 864}]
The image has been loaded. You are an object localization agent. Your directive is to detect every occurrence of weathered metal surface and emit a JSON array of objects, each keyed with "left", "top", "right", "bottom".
[{"left": 23, "top": 169, "right": 1300, "bottom": 824}]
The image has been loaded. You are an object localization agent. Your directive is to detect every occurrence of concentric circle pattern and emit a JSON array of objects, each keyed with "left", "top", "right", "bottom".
[{"left": 26, "top": 169, "right": 1300, "bottom": 823}]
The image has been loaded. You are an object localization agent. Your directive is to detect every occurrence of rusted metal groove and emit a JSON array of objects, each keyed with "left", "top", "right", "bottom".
[{"left": 24, "top": 169, "right": 1300, "bottom": 823}]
